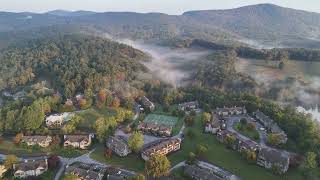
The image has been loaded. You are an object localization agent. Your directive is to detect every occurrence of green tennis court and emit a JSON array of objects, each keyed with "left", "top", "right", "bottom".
[{"left": 144, "top": 114, "right": 178, "bottom": 127}]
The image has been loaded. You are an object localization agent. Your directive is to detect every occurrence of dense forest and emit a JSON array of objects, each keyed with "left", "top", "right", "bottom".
[
  {"left": 0, "top": 34, "right": 148, "bottom": 97},
  {"left": 191, "top": 50, "right": 257, "bottom": 92}
]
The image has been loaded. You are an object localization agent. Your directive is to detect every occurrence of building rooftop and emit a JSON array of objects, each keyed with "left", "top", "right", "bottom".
[
  {"left": 65, "top": 164, "right": 105, "bottom": 180},
  {"left": 259, "top": 147, "right": 289, "bottom": 165},
  {"left": 107, "top": 136, "right": 129, "bottom": 150},
  {"left": 184, "top": 165, "right": 223, "bottom": 180},
  {"left": 64, "top": 134, "right": 90, "bottom": 143},
  {"left": 255, "top": 110, "right": 274, "bottom": 125},
  {"left": 22, "top": 135, "right": 50, "bottom": 143},
  {"left": 14, "top": 159, "right": 47, "bottom": 172},
  {"left": 142, "top": 138, "right": 181, "bottom": 156}
]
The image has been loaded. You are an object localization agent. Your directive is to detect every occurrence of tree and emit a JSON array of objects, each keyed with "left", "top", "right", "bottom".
[
  {"left": 240, "top": 118, "right": 247, "bottom": 126},
  {"left": 14, "top": 133, "right": 23, "bottom": 144},
  {"left": 245, "top": 149, "right": 257, "bottom": 163},
  {"left": 224, "top": 134, "right": 237, "bottom": 149},
  {"left": 98, "top": 89, "right": 107, "bottom": 103},
  {"left": 4, "top": 155, "right": 18, "bottom": 169},
  {"left": 267, "top": 133, "right": 281, "bottom": 146},
  {"left": 112, "top": 97, "right": 121, "bottom": 108},
  {"left": 62, "top": 174, "right": 78, "bottom": 180},
  {"left": 300, "top": 152, "right": 318, "bottom": 179},
  {"left": 145, "top": 154, "right": 171, "bottom": 178},
  {"left": 187, "top": 152, "right": 196, "bottom": 165},
  {"left": 105, "top": 148, "right": 113, "bottom": 159},
  {"left": 95, "top": 117, "right": 117, "bottom": 142},
  {"left": 201, "top": 112, "right": 211, "bottom": 124},
  {"left": 79, "top": 98, "right": 88, "bottom": 110},
  {"left": 128, "top": 131, "right": 144, "bottom": 153},
  {"left": 196, "top": 144, "right": 208, "bottom": 158},
  {"left": 184, "top": 116, "right": 195, "bottom": 127},
  {"left": 177, "top": 110, "right": 185, "bottom": 118}
]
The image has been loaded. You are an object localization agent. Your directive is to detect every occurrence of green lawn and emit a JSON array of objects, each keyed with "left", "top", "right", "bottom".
[
  {"left": 167, "top": 115, "right": 303, "bottom": 180},
  {"left": 233, "top": 122, "right": 260, "bottom": 141},
  {"left": 90, "top": 145, "right": 145, "bottom": 172},
  {"left": 78, "top": 107, "right": 116, "bottom": 131}
]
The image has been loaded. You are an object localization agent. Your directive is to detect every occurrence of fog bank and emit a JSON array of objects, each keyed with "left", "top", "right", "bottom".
[
  {"left": 118, "top": 39, "right": 210, "bottom": 87},
  {"left": 297, "top": 106, "right": 320, "bottom": 122}
]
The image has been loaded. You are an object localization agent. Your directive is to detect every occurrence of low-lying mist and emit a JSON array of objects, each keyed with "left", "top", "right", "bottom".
[
  {"left": 117, "top": 39, "right": 211, "bottom": 87},
  {"left": 236, "top": 58, "right": 320, "bottom": 121}
]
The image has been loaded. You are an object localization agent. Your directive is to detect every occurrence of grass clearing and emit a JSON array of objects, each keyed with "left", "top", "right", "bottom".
[
  {"left": 78, "top": 107, "right": 116, "bottom": 131},
  {"left": 90, "top": 145, "right": 145, "bottom": 172}
]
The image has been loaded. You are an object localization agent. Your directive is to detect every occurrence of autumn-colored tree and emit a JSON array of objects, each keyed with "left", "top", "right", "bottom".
[
  {"left": 112, "top": 97, "right": 121, "bottom": 108},
  {"left": 128, "top": 131, "right": 144, "bottom": 153},
  {"left": 145, "top": 154, "right": 171, "bottom": 178},
  {"left": 105, "top": 148, "right": 113, "bottom": 159},
  {"left": 4, "top": 155, "right": 18, "bottom": 169},
  {"left": 245, "top": 149, "right": 257, "bottom": 163},
  {"left": 98, "top": 89, "right": 107, "bottom": 103},
  {"left": 96, "top": 101, "right": 104, "bottom": 109},
  {"left": 14, "top": 133, "right": 23, "bottom": 144}
]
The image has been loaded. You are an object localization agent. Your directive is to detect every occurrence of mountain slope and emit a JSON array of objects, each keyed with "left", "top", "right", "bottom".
[
  {"left": 0, "top": 34, "right": 148, "bottom": 94},
  {"left": 183, "top": 4, "right": 320, "bottom": 44},
  {"left": 0, "top": 4, "right": 320, "bottom": 48}
]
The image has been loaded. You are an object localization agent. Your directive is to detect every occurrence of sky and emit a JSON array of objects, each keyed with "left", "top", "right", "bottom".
[{"left": 0, "top": 0, "right": 320, "bottom": 14}]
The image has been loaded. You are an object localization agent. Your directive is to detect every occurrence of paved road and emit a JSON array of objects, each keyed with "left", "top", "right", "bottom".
[{"left": 54, "top": 149, "right": 136, "bottom": 180}]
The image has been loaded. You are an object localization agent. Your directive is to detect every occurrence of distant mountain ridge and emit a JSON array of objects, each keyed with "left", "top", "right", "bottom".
[
  {"left": 183, "top": 4, "right": 320, "bottom": 44},
  {"left": 0, "top": 3, "right": 320, "bottom": 48},
  {"left": 46, "top": 10, "right": 96, "bottom": 16}
]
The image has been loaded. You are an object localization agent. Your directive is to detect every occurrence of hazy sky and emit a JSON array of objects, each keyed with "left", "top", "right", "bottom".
[{"left": 1, "top": 0, "right": 320, "bottom": 14}]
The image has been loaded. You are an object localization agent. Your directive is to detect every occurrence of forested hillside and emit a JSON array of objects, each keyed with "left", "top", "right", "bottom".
[
  {"left": 0, "top": 34, "right": 148, "bottom": 97},
  {"left": 1, "top": 4, "right": 320, "bottom": 48},
  {"left": 191, "top": 50, "right": 257, "bottom": 92},
  {"left": 183, "top": 4, "right": 320, "bottom": 47}
]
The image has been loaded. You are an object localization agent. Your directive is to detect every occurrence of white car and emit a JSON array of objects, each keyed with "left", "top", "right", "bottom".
[{"left": 259, "top": 127, "right": 265, "bottom": 131}]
